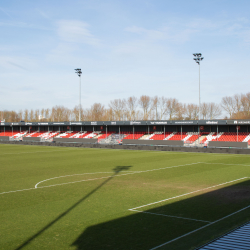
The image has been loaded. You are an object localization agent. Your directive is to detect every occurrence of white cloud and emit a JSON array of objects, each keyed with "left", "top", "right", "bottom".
[
  {"left": 0, "top": 56, "right": 37, "bottom": 71},
  {"left": 125, "top": 26, "right": 166, "bottom": 40},
  {"left": 0, "top": 7, "right": 12, "bottom": 19},
  {"left": 56, "top": 20, "right": 100, "bottom": 46},
  {"left": 125, "top": 17, "right": 250, "bottom": 47},
  {"left": 125, "top": 24, "right": 197, "bottom": 43}
]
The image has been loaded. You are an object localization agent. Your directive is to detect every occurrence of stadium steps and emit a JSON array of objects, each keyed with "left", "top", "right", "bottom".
[
  {"left": 164, "top": 132, "right": 176, "bottom": 140},
  {"left": 140, "top": 134, "right": 153, "bottom": 140},
  {"left": 243, "top": 134, "right": 250, "bottom": 143},
  {"left": 183, "top": 134, "right": 193, "bottom": 142},
  {"left": 84, "top": 132, "right": 98, "bottom": 138},
  {"left": 197, "top": 221, "right": 250, "bottom": 250},
  {"left": 12, "top": 131, "right": 28, "bottom": 140},
  {"left": 202, "top": 132, "right": 223, "bottom": 144},
  {"left": 198, "top": 135, "right": 207, "bottom": 144},
  {"left": 25, "top": 131, "right": 39, "bottom": 137},
  {"left": 210, "top": 132, "right": 224, "bottom": 142},
  {"left": 183, "top": 133, "right": 199, "bottom": 144},
  {"left": 200, "top": 132, "right": 215, "bottom": 144}
]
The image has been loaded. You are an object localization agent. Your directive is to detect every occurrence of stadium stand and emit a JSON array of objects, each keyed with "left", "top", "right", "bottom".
[
  {"left": 164, "top": 132, "right": 176, "bottom": 140},
  {"left": 214, "top": 132, "right": 248, "bottom": 142},
  {"left": 168, "top": 132, "right": 188, "bottom": 141},
  {"left": 123, "top": 132, "right": 145, "bottom": 140},
  {"left": 243, "top": 134, "right": 250, "bottom": 144},
  {"left": 184, "top": 132, "right": 200, "bottom": 144},
  {"left": 200, "top": 132, "right": 221, "bottom": 144},
  {"left": 0, "top": 132, "right": 17, "bottom": 137},
  {"left": 6, "top": 129, "right": 248, "bottom": 145},
  {"left": 25, "top": 132, "right": 59, "bottom": 140},
  {"left": 97, "top": 131, "right": 113, "bottom": 141},
  {"left": 150, "top": 132, "right": 172, "bottom": 140},
  {"left": 55, "top": 132, "right": 78, "bottom": 138},
  {"left": 83, "top": 132, "right": 98, "bottom": 138},
  {"left": 69, "top": 132, "right": 88, "bottom": 138}
]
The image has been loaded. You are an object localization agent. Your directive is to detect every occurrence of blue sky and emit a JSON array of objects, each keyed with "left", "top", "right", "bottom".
[{"left": 1, "top": 0, "right": 250, "bottom": 111}]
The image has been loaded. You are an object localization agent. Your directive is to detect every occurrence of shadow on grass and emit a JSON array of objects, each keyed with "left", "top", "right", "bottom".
[
  {"left": 15, "top": 166, "right": 132, "bottom": 250},
  {"left": 72, "top": 179, "right": 250, "bottom": 250}
]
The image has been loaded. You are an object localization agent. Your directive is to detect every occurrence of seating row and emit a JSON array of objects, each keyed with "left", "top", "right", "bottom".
[{"left": 1, "top": 131, "right": 250, "bottom": 144}]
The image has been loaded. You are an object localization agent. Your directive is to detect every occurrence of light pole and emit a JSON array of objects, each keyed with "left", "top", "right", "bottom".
[
  {"left": 193, "top": 53, "right": 204, "bottom": 120},
  {"left": 75, "top": 68, "right": 82, "bottom": 121}
]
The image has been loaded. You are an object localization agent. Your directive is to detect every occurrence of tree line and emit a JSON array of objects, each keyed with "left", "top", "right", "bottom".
[{"left": 1, "top": 93, "right": 250, "bottom": 122}]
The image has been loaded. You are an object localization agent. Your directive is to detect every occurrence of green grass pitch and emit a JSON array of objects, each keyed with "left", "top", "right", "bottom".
[{"left": 0, "top": 144, "right": 250, "bottom": 250}]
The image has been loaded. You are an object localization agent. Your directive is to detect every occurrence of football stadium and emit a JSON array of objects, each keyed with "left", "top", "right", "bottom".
[
  {"left": 1, "top": 1, "right": 250, "bottom": 250},
  {"left": 1, "top": 121, "right": 250, "bottom": 249}
]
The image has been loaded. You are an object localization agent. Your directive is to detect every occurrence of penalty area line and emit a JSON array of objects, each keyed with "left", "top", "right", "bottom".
[
  {"left": 129, "top": 209, "right": 211, "bottom": 223},
  {"left": 149, "top": 203, "right": 250, "bottom": 250},
  {"left": 129, "top": 177, "right": 249, "bottom": 211}
]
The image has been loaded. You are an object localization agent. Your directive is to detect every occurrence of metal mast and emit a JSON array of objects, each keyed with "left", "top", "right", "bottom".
[
  {"left": 193, "top": 53, "right": 204, "bottom": 120},
  {"left": 74, "top": 68, "right": 82, "bottom": 121}
]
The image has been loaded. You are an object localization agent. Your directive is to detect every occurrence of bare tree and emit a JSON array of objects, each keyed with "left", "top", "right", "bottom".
[
  {"left": 185, "top": 104, "right": 199, "bottom": 120},
  {"left": 104, "top": 107, "right": 114, "bottom": 121},
  {"left": 151, "top": 96, "right": 159, "bottom": 120},
  {"left": 52, "top": 106, "right": 71, "bottom": 121},
  {"left": 109, "top": 99, "right": 126, "bottom": 121},
  {"left": 45, "top": 109, "right": 50, "bottom": 121},
  {"left": 40, "top": 109, "right": 45, "bottom": 121},
  {"left": 139, "top": 95, "right": 152, "bottom": 120},
  {"left": 34, "top": 109, "right": 39, "bottom": 121},
  {"left": 241, "top": 92, "right": 250, "bottom": 118},
  {"left": 29, "top": 110, "right": 34, "bottom": 122},
  {"left": 126, "top": 96, "right": 138, "bottom": 120},
  {"left": 166, "top": 98, "right": 179, "bottom": 120},
  {"left": 200, "top": 103, "right": 209, "bottom": 120},
  {"left": 90, "top": 103, "right": 105, "bottom": 121},
  {"left": 221, "top": 96, "right": 235, "bottom": 118},
  {"left": 24, "top": 109, "right": 29, "bottom": 121},
  {"left": 1, "top": 110, "right": 19, "bottom": 122},
  {"left": 174, "top": 102, "right": 185, "bottom": 120},
  {"left": 72, "top": 105, "right": 84, "bottom": 121},
  {"left": 208, "top": 103, "right": 221, "bottom": 119},
  {"left": 157, "top": 97, "right": 168, "bottom": 120},
  {"left": 18, "top": 110, "right": 23, "bottom": 121}
]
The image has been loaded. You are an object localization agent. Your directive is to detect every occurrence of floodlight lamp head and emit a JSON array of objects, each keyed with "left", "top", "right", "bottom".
[{"left": 74, "top": 68, "right": 82, "bottom": 77}]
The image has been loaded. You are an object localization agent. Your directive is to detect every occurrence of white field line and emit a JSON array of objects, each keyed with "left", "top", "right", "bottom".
[
  {"left": 34, "top": 171, "right": 137, "bottom": 188},
  {"left": 129, "top": 177, "right": 248, "bottom": 211},
  {"left": 0, "top": 162, "right": 201, "bottom": 195},
  {"left": 129, "top": 177, "right": 249, "bottom": 211},
  {"left": 149, "top": 203, "right": 250, "bottom": 250},
  {"left": 34, "top": 162, "right": 201, "bottom": 188},
  {"left": 199, "top": 162, "right": 250, "bottom": 167},
  {"left": 131, "top": 209, "right": 211, "bottom": 223},
  {"left": 1, "top": 162, "right": 248, "bottom": 195},
  {"left": 0, "top": 187, "right": 37, "bottom": 195}
]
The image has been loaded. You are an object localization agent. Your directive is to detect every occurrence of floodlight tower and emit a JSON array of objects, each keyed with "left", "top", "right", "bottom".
[
  {"left": 193, "top": 53, "right": 204, "bottom": 120},
  {"left": 75, "top": 68, "right": 82, "bottom": 121}
]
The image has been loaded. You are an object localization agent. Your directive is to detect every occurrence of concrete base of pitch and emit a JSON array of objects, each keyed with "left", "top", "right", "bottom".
[
  {"left": 122, "top": 139, "right": 184, "bottom": 146},
  {"left": 208, "top": 141, "right": 248, "bottom": 148},
  {"left": 53, "top": 138, "right": 98, "bottom": 143},
  {"left": 1, "top": 140, "right": 249, "bottom": 155}
]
